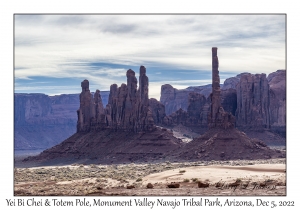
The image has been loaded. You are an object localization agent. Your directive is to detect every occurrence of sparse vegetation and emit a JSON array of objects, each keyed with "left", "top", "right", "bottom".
[
  {"left": 235, "top": 178, "right": 242, "bottom": 183},
  {"left": 14, "top": 159, "right": 286, "bottom": 196},
  {"left": 191, "top": 178, "right": 198, "bottom": 182}
]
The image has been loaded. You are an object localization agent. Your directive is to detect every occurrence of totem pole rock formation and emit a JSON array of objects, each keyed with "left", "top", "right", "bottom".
[
  {"left": 208, "top": 47, "right": 235, "bottom": 129},
  {"left": 23, "top": 51, "right": 285, "bottom": 165},
  {"left": 173, "top": 47, "right": 285, "bottom": 161}
]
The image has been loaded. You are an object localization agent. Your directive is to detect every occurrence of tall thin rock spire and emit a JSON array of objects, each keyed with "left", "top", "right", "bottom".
[{"left": 208, "top": 47, "right": 235, "bottom": 129}]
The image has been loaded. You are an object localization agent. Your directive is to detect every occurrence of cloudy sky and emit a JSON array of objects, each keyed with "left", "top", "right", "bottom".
[{"left": 14, "top": 14, "right": 285, "bottom": 100}]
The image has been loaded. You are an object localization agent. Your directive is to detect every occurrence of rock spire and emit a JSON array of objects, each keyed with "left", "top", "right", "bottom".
[
  {"left": 76, "top": 66, "right": 154, "bottom": 133},
  {"left": 208, "top": 47, "right": 235, "bottom": 129}
]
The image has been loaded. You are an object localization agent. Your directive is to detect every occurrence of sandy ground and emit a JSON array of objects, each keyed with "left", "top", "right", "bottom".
[
  {"left": 14, "top": 159, "right": 286, "bottom": 196},
  {"left": 142, "top": 164, "right": 285, "bottom": 184}
]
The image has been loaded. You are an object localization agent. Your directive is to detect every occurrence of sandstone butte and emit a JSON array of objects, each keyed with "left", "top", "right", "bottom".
[{"left": 24, "top": 49, "right": 285, "bottom": 166}]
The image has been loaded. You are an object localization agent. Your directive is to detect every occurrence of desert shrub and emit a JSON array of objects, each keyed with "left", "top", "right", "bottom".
[
  {"left": 235, "top": 178, "right": 242, "bottom": 183},
  {"left": 136, "top": 178, "right": 143, "bottom": 182},
  {"left": 183, "top": 179, "right": 190, "bottom": 182},
  {"left": 179, "top": 170, "right": 186, "bottom": 173},
  {"left": 191, "top": 178, "right": 198, "bottom": 182}
]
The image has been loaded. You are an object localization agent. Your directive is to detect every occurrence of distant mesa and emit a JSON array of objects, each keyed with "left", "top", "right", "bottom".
[
  {"left": 14, "top": 68, "right": 285, "bottom": 150},
  {"left": 14, "top": 91, "right": 110, "bottom": 150}
]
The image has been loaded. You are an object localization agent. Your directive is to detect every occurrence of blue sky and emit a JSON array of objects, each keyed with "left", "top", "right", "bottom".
[{"left": 14, "top": 14, "right": 286, "bottom": 99}]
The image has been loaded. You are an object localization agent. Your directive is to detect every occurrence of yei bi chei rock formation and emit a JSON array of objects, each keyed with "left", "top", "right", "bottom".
[
  {"left": 23, "top": 48, "right": 284, "bottom": 166},
  {"left": 77, "top": 66, "right": 154, "bottom": 133},
  {"left": 24, "top": 66, "right": 182, "bottom": 165}
]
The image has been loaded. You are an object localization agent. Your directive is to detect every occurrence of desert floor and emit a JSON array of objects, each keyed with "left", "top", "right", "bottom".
[{"left": 14, "top": 158, "right": 286, "bottom": 196}]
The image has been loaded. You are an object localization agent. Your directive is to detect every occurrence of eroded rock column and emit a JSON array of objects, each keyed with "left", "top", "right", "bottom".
[
  {"left": 211, "top": 47, "right": 221, "bottom": 119},
  {"left": 209, "top": 47, "right": 235, "bottom": 129},
  {"left": 77, "top": 79, "right": 95, "bottom": 132}
]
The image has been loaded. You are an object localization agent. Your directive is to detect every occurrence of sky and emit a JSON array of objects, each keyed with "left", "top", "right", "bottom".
[{"left": 14, "top": 14, "right": 286, "bottom": 100}]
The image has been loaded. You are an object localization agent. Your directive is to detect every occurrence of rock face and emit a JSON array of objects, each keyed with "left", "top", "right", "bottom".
[
  {"left": 23, "top": 53, "right": 285, "bottom": 165},
  {"left": 14, "top": 94, "right": 52, "bottom": 125},
  {"left": 14, "top": 92, "right": 109, "bottom": 150},
  {"left": 221, "top": 76, "right": 240, "bottom": 90},
  {"left": 160, "top": 84, "right": 190, "bottom": 115},
  {"left": 149, "top": 98, "right": 166, "bottom": 125},
  {"left": 186, "top": 84, "right": 212, "bottom": 97},
  {"left": 220, "top": 89, "right": 237, "bottom": 117},
  {"left": 160, "top": 84, "right": 213, "bottom": 115},
  {"left": 159, "top": 68, "right": 285, "bottom": 145},
  {"left": 157, "top": 89, "right": 237, "bottom": 134},
  {"left": 176, "top": 47, "right": 285, "bottom": 161},
  {"left": 208, "top": 47, "right": 235, "bottom": 129},
  {"left": 76, "top": 81, "right": 107, "bottom": 132},
  {"left": 162, "top": 92, "right": 208, "bottom": 134},
  {"left": 235, "top": 73, "right": 270, "bottom": 130},
  {"left": 268, "top": 70, "right": 286, "bottom": 136},
  {"left": 24, "top": 66, "right": 183, "bottom": 165},
  {"left": 14, "top": 93, "right": 76, "bottom": 150},
  {"left": 77, "top": 66, "right": 155, "bottom": 133}
]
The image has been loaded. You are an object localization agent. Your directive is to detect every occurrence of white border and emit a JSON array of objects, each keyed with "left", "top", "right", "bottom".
[{"left": 2, "top": 0, "right": 298, "bottom": 209}]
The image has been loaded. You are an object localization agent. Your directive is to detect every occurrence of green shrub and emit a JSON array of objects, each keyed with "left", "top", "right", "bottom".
[
  {"left": 136, "top": 178, "right": 142, "bottom": 182},
  {"left": 191, "top": 178, "right": 198, "bottom": 182}
]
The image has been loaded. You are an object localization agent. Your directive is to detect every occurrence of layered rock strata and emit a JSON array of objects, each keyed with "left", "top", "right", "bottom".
[
  {"left": 177, "top": 47, "right": 285, "bottom": 160},
  {"left": 159, "top": 67, "right": 285, "bottom": 145},
  {"left": 14, "top": 92, "right": 110, "bottom": 150},
  {"left": 160, "top": 84, "right": 190, "bottom": 115},
  {"left": 160, "top": 75, "right": 240, "bottom": 116},
  {"left": 24, "top": 127, "right": 183, "bottom": 165},
  {"left": 175, "top": 127, "right": 285, "bottom": 161},
  {"left": 235, "top": 73, "right": 270, "bottom": 130},
  {"left": 23, "top": 51, "right": 285, "bottom": 164},
  {"left": 149, "top": 98, "right": 166, "bottom": 125},
  {"left": 14, "top": 94, "right": 78, "bottom": 149},
  {"left": 160, "top": 84, "right": 213, "bottom": 115},
  {"left": 24, "top": 66, "right": 183, "bottom": 165},
  {"left": 267, "top": 70, "right": 286, "bottom": 136},
  {"left": 162, "top": 92, "right": 209, "bottom": 134}
]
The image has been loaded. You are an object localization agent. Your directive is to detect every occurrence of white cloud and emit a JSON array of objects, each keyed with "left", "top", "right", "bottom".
[{"left": 15, "top": 14, "right": 286, "bottom": 99}]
